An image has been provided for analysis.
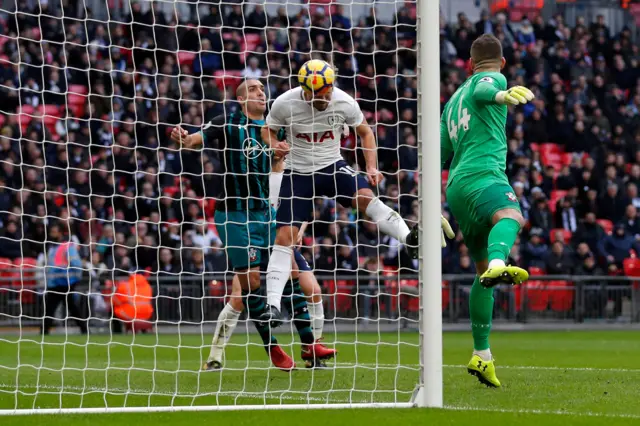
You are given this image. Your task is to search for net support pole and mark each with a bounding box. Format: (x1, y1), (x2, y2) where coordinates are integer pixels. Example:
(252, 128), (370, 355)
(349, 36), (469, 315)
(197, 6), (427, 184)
(416, 0), (443, 408)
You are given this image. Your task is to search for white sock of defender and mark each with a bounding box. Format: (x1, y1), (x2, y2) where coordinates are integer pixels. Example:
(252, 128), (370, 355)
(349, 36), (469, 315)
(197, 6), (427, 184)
(488, 259), (506, 269)
(473, 348), (492, 362)
(208, 303), (241, 363)
(365, 197), (411, 243)
(269, 172), (283, 208)
(307, 300), (325, 340)
(266, 245), (293, 311)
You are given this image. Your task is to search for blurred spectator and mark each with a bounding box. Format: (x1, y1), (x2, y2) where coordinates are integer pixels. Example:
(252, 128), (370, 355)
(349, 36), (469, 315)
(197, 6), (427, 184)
(2, 2), (640, 307)
(529, 197), (553, 233)
(523, 228), (549, 270)
(41, 224), (88, 335)
(599, 184), (628, 224)
(598, 224), (640, 273)
(572, 212), (605, 253)
(621, 205), (640, 239)
(574, 255), (606, 317)
(546, 241), (574, 275)
(0, 221), (23, 259)
(555, 195), (578, 232)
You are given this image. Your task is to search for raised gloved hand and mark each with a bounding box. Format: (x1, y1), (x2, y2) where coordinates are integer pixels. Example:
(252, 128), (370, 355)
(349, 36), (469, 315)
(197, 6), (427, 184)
(495, 86), (535, 106)
(441, 215), (455, 248)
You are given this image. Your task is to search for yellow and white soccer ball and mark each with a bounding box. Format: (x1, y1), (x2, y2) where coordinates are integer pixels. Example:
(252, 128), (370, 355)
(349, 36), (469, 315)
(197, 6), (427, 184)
(298, 59), (335, 94)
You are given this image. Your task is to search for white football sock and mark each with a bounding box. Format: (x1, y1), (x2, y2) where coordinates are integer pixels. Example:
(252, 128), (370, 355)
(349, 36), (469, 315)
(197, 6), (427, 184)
(208, 303), (242, 363)
(365, 197), (411, 243)
(473, 348), (492, 362)
(269, 172), (284, 209)
(266, 245), (293, 310)
(307, 300), (325, 341)
(488, 259), (506, 269)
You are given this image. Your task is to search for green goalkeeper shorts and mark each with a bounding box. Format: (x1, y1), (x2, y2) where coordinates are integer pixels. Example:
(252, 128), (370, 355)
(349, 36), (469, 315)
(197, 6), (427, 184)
(446, 179), (521, 262)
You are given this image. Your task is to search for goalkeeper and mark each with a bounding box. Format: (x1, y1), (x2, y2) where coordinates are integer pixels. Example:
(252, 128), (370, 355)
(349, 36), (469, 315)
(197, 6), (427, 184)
(440, 34), (533, 388)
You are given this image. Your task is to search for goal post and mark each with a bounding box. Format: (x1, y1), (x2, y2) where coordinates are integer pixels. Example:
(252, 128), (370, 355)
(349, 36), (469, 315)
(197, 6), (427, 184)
(416, 0), (444, 409)
(0, 0), (442, 414)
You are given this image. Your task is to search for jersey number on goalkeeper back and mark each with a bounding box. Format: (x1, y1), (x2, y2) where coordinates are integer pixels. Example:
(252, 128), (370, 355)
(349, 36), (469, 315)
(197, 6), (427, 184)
(440, 72), (509, 184)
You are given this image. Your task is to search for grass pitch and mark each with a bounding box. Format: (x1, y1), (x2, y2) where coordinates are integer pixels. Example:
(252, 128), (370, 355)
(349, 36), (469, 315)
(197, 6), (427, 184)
(0, 330), (639, 425)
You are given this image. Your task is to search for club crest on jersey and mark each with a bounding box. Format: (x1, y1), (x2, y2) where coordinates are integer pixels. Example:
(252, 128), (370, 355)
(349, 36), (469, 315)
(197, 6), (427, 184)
(248, 247), (258, 262)
(242, 137), (270, 160)
(506, 192), (517, 202)
(328, 116), (345, 127)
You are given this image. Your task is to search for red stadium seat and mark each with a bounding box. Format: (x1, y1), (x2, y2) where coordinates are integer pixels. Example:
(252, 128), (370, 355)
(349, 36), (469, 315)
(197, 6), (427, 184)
(541, 151), (563, 171)
(441, 170), (449, 187)
(14, 258), (38, 304)
(19, 105), (35, 115)
(597, 219), (613, 235)
(549, 228), (572, 244)
(37, 104), (62, 116)
(624, 258), (640, 277)
(336, 280), (353, 314)
(19, 113), (32, 133)
(244, 34), (261, 52)
(525, 280), (548, 312)
(549, 190), (568, 213)
(213, 70), (243, 92)
(561, 153), (574, 166)
(399, 279), (419, 312)
(528, 266), (545, 276)
(538, 143), (563, 155)
(177, 51), (196, 68)
(68, 84), (89, 95)
(67, 93), (88, 116)
(548, 280), (573, 312)
(442, 280), (450, 312)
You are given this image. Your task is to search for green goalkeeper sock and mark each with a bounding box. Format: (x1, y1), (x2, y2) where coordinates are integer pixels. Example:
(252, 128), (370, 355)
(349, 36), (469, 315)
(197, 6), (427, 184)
(282, 279), (315, 345)
(470, 275), (493, 351)
(242, 288), (277, 348)
(487, 218), (521, 264)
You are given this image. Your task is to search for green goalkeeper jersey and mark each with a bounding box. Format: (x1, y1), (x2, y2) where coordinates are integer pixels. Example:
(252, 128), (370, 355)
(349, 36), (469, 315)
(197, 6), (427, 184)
(440, 71), (509, 189)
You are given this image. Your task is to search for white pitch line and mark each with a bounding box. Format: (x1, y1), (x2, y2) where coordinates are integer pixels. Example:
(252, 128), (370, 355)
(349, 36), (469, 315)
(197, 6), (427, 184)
(5, 361), (640, 373)
(443, 364), (640, 373)
(445, 405), (640, 420)
(0, 383), (352, 403)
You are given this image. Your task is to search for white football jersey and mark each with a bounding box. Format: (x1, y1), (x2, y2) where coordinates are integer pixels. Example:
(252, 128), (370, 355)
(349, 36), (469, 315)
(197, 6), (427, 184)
(266, 87), (364, 172)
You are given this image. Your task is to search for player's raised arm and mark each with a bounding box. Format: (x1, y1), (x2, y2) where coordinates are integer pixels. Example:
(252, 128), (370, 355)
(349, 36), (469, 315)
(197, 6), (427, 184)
(473, 77), (535, 106)
(355, 119), (383, 186)
(263, 96), (290, 159)
(171, 115), (226, 149)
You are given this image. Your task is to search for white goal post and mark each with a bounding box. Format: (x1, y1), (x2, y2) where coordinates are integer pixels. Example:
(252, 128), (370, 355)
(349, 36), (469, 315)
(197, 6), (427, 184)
(0, 0), (442, 414)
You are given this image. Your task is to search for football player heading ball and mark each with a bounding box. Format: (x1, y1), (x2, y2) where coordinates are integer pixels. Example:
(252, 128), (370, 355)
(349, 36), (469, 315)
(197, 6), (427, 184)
(259, 59), (420, 327)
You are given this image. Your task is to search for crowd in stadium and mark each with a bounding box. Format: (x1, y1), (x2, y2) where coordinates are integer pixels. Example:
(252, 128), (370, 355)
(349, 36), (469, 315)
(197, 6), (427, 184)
(0, 1), (639, 287)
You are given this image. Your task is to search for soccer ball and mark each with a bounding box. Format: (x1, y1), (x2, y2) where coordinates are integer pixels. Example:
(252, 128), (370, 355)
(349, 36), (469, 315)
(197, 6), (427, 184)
(298, 59), (335, 94)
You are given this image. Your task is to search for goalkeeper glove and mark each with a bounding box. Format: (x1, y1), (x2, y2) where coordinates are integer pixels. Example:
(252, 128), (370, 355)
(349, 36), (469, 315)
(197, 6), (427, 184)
(495, 86), (535, 106)
(441, 215), (455, 248)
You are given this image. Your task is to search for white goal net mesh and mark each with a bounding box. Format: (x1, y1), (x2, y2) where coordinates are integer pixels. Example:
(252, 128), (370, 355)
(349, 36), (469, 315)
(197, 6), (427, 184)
(0, 0), (422, 411)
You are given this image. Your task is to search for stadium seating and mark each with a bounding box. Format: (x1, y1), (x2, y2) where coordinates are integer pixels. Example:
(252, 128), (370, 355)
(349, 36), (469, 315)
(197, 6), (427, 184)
(548, 280), (574, 312)
(597, 219), (614, 235)
(549, 190), (568, 213)
(550, 228), (572, 244)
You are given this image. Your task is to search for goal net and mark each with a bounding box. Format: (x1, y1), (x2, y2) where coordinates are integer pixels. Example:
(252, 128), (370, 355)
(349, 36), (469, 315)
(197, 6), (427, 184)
(0, 0), (438, 414)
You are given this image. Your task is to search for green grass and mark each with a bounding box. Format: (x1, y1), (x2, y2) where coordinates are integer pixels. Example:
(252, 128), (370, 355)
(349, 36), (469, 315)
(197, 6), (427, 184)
(1, 330), (639, 425)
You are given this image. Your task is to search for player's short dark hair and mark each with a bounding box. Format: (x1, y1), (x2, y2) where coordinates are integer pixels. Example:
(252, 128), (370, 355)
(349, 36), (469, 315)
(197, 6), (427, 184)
(470, 34), (503, 65)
